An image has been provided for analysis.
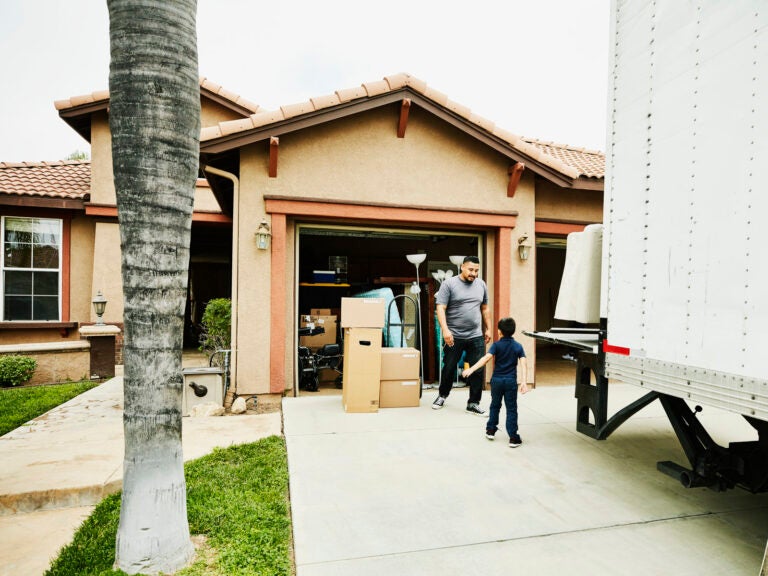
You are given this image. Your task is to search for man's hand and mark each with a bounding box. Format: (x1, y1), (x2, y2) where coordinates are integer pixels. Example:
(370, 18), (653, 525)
(443, 329), (454, 347)
(484, 328), (492, 344)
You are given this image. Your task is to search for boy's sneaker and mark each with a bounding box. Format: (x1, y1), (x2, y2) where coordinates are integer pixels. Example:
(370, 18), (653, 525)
(466, 403), (486, 416)
(485, 430), (496, 441)
(432, 396), (446, 410)
(509, 435), (522, 448)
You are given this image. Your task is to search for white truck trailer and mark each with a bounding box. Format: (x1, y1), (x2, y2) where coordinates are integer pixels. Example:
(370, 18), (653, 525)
(528, 0), (768, 495)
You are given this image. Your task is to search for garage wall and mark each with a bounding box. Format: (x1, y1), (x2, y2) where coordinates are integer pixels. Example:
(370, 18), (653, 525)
(234, 104), (537, 393)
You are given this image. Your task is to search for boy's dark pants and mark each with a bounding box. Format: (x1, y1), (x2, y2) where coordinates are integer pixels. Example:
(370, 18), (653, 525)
(487, 377), (519, 438)
(438, 336), (485, 404)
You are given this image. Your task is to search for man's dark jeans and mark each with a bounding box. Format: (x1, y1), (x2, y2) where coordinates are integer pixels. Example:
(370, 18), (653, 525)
(438, 336), (486, 404)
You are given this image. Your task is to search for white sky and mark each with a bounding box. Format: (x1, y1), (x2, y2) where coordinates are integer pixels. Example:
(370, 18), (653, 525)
(0, 0), (610, 163)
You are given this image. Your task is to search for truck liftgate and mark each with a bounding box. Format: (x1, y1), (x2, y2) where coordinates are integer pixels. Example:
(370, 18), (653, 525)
(525, 325), (768, 494)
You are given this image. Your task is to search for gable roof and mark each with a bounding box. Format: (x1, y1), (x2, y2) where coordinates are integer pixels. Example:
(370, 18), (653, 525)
(200, 73), (604, 189)
(55, 78), (261, 143)
(0, 161), (90, 201)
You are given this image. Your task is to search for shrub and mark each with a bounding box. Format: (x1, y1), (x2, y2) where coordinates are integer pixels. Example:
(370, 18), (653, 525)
(0, 355), (37, 387)
(199, 297), (231, 359)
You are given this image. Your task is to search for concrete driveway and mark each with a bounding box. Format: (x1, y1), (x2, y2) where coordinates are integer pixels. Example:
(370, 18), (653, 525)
(283, 385), (768, 576)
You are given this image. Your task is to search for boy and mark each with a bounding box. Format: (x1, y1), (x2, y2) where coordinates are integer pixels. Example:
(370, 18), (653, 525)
(462, 317), (529, 447)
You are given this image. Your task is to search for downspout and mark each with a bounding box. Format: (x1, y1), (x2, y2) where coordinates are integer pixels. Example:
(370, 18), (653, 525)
(202, 165), (239, 405)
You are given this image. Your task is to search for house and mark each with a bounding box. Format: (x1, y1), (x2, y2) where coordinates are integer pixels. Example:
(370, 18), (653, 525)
(0, 73), (604, 396)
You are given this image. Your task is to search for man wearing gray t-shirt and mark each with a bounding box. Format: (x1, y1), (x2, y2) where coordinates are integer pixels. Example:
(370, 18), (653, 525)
(432, 255), (492, 415)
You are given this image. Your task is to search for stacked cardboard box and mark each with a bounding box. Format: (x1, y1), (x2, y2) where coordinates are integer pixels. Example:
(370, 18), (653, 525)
(299, 313), (338, 349)
(380, 348), (421, 408)
(341, 297), (385, 413)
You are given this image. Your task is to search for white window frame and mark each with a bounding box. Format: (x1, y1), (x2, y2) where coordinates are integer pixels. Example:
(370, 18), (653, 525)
(1, 216), (63, 322)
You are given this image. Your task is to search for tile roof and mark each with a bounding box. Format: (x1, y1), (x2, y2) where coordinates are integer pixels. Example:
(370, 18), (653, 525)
(522, 138), (605, 179)
(54, 77), (261, 115)
(0, 161), (90, 199)
(200, 73), (605, 181)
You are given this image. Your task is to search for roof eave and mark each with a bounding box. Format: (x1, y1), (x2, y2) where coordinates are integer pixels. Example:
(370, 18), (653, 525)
(199, 88), (590, 188)
(57, 100), (109, 143)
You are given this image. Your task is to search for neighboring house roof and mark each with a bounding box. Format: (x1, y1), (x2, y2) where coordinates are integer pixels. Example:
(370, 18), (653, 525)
(0, 161), (90, 200)
(55, 77), (261, 142)
(199, 73), (605, 188)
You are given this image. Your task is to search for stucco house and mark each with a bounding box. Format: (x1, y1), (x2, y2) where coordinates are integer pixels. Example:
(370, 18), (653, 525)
(0, 73), (604, 396)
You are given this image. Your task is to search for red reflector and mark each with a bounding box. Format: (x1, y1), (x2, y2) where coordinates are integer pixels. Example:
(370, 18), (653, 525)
(603, 340), (630, 355)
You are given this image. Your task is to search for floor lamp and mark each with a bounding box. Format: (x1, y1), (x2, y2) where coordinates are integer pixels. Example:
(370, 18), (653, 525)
(449, 255), (464, 275)
(406, 254), (426, 387)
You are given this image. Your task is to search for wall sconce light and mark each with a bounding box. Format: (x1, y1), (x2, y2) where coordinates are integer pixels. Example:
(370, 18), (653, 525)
(92, 290), (107, 325)
(255, 219), (272, 250)
(518, 234), (532, 261)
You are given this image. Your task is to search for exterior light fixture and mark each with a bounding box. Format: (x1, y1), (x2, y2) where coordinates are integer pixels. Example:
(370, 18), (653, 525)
(92, 290), (107, 325)
(256, 219), (272, 250)
(518, 234), (532, 261)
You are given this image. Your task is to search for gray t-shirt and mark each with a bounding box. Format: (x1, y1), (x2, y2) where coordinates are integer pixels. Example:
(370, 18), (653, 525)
(435, 275), (488, 338)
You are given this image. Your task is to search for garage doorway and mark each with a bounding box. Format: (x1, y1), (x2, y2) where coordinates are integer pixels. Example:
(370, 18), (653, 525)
(296, 224), (483, 393)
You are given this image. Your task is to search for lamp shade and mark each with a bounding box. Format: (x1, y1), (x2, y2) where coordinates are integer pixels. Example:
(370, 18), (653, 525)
(406, 253), (427, 265)
(449, 255), (464, 266)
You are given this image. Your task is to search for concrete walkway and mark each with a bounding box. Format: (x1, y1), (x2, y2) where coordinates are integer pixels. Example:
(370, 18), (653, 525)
(0, 377), (281, 575)
(2, 376), (768, 575)
(283, 386), (768, 576)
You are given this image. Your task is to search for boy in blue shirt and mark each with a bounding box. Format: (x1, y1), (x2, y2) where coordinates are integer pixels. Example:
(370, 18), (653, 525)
(462, 317), (529, 447)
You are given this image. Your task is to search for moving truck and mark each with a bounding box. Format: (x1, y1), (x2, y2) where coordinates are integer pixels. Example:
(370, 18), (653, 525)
(529, 0), (768, 498)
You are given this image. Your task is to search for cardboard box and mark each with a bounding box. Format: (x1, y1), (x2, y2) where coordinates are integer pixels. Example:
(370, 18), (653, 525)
(299, 315), (337, 348)
(380, 348), (420, 380)
(342, 327), (382, 412)
(341, 297), (386, 328)
(311, 308), (332, 316)
(379, 379), (420, 408)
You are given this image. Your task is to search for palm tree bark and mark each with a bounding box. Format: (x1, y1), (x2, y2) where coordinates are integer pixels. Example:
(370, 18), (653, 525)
(107, 0), (199, 572)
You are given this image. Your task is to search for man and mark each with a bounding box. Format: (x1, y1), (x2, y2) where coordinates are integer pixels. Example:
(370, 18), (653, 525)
(432, 255), (492, 415)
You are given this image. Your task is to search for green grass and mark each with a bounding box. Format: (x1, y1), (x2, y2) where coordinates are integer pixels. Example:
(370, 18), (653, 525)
(0, 381), (99, 436)
(46, 436), (293, 576)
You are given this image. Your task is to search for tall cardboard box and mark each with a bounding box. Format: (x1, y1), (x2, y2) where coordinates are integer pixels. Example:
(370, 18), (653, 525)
(341, 297), (386, 328)
(380, 348), (420, 380)
(380, 380), (420, 408)
(342, 327), (382, 412)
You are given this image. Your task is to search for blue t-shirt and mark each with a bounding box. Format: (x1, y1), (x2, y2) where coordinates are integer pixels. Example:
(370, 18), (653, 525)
(488, 337), (526, 380)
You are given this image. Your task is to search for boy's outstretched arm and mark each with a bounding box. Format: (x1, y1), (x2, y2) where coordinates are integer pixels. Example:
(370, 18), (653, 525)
(518, 357), (530, 394)
(462, 353), (493, 378)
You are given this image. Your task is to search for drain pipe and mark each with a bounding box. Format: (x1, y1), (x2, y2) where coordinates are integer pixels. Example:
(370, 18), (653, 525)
(203, 164), (239, 407)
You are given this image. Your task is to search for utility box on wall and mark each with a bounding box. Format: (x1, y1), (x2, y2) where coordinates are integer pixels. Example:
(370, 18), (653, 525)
(181, 366), (224, 416)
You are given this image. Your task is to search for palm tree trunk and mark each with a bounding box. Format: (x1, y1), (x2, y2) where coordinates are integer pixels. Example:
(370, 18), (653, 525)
(107, 0), (199, 572)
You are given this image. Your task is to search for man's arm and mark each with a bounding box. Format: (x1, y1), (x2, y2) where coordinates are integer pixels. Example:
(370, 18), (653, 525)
(436, 304), (453, 347)
(480, 303), (492, 343)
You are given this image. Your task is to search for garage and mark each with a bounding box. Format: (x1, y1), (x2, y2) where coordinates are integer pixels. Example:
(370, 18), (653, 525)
(295, 224), (483, 393)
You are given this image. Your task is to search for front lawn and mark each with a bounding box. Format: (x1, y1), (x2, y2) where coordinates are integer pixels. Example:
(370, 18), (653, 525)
(0, 381), (99, 436)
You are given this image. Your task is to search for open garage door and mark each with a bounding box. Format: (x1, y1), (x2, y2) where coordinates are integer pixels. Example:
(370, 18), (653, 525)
(295, 224), (482, 393)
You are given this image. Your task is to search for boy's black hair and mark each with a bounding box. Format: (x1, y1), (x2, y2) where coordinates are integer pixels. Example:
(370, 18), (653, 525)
(463, 255), (480, 264)
(497, 317), (516, 337)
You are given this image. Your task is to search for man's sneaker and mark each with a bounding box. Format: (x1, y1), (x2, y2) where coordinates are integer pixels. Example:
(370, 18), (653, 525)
(466, 403), (486, 416)
(432, 396), (446, 410)
(485, 430), (496, 441)
(509, 435), (522, 448)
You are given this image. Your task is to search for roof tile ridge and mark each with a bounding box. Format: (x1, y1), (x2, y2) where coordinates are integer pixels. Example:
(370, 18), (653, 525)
(200, 76), (261, 113)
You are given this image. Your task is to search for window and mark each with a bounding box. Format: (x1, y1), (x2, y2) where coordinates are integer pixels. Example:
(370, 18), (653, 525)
(1, 216), (62, 321)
